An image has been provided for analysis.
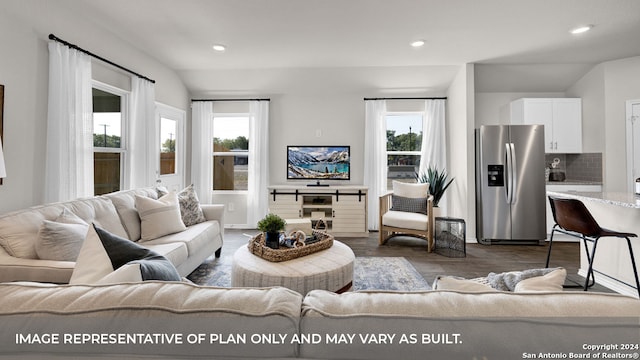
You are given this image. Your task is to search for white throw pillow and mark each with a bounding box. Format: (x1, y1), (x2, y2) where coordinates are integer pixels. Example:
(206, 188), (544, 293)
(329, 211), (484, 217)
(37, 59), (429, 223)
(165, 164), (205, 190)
(70, 224), (181, 284)
(95, 264), (143, 284)
(135, 192), (187, 241)
(157, 184), (206, 226)
(35, 209), (89, 261)
(514, 268), (567, 292)
(392, 180), (429, 198)
(70, 225), (119, 284)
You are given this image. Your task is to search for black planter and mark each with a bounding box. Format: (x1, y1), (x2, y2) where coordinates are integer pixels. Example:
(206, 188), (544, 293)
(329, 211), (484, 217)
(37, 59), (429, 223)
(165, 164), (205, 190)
(265, 232), (280, 249)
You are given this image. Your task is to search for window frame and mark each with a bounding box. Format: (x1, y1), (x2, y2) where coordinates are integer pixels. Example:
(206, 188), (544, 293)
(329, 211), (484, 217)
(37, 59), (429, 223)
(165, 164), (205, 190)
(385, 110), (424, 189)
(91, 80), (129, 195)
(211, 112), (250, 194)
(156, 103), (186, 181)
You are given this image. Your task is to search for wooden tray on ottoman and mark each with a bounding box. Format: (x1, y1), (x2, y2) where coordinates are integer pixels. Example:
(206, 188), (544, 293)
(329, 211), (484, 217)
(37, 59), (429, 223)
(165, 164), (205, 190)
(248, 230), (334, 262)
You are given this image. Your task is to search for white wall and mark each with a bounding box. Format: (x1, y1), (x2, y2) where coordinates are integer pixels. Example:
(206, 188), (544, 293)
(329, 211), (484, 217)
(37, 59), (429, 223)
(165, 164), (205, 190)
(188, 66), (458, 226)
(446, 64), (476, 240)
(564, 56), (640, 192)
(0, 1), (189, 213)
(602, 56), (640, 191)
(566, 64), (606, 154)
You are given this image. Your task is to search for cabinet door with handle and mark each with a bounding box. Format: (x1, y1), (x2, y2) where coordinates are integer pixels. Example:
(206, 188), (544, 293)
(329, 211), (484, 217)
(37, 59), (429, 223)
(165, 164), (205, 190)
(552, 99), (582, 153)
(522, 99), (555, 152)
(331, 195), (367, 234)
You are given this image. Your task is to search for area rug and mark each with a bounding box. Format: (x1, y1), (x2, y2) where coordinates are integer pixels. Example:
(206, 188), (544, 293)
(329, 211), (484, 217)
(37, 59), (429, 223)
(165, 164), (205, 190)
(187, 256), (431, 291)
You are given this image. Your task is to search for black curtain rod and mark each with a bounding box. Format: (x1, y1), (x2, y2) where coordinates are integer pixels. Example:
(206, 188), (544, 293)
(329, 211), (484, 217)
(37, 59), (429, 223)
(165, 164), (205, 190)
(191, 98), (270, 102)
(48, 34), (156, 84)
(364, 97), (447, 100)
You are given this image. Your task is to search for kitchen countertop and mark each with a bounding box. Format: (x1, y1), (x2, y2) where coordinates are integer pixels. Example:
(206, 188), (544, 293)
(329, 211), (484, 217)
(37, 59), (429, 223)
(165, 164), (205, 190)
(545, 180), (602, 186)
(547, 190), (640, 209)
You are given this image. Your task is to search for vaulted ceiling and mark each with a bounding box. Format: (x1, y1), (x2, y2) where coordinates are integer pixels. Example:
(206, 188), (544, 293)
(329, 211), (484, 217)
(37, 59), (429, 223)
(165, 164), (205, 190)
(37, 0), (640, 92)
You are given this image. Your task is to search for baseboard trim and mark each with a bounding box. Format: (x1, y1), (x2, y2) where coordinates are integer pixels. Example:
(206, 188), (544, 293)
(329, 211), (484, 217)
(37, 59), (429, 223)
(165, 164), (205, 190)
(577, 269), (639, 298)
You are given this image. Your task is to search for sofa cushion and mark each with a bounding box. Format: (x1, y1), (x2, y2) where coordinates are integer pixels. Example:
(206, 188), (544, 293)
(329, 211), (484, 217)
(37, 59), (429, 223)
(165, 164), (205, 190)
(63, 197), (128, 238)
(382, 210), (428, 231)
(136, 192), (187, 241)
(70, 225), (181, 284)
(0, 282), (302, 359)
(143, 220), (219, 256)
(143, 241), (189, 267)
(392, 180), (429, 198)
(157, 184), (206, 226)
(432, 276), (497, 292)
(301, 289), (640, 318)
(105, 188), (158, 241)
(0, 197), (125, 259)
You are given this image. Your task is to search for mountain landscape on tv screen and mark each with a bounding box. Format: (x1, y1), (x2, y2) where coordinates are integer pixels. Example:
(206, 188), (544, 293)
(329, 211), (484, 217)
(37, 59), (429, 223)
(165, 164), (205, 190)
(288, 147), (350, 180)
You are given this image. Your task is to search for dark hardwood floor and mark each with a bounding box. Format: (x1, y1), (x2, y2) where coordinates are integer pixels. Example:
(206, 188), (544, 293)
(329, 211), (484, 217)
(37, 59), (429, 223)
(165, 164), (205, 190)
(217, 229), (612, 293)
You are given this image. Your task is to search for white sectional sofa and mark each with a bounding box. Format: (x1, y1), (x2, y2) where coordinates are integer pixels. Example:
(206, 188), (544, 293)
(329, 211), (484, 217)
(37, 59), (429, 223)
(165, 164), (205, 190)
(0, 281), (638, 359)
(0, 188), (224, 283)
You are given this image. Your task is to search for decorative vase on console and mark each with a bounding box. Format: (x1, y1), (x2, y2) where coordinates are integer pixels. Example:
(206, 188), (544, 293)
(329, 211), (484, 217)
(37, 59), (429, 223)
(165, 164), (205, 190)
(416, 165), (455, 218)
(257, 213), (287, 249)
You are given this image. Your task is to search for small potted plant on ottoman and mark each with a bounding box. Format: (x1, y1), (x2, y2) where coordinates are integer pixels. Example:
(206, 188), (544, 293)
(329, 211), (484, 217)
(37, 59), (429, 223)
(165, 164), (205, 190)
(257, 213), (286, 249)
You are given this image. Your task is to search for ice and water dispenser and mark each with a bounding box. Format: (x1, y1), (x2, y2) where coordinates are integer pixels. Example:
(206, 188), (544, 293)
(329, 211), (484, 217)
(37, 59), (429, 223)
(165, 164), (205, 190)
(487, 165), (504, 187)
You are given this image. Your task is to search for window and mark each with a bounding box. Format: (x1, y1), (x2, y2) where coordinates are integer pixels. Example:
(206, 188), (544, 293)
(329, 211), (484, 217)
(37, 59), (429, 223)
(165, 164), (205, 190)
(92, 85), (127, 195)
(156, 103), (186, 192)
(159, 117), (177, 175)
(212, 114), (249, 191)
(385, 113), (423, 189)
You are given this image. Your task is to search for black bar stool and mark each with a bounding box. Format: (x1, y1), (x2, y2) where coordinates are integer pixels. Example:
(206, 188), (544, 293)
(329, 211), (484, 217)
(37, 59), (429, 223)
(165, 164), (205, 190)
(546, 196), (640, 297)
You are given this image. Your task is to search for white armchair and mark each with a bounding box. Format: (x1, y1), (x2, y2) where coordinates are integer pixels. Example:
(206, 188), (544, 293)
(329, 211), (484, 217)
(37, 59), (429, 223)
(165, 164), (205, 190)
(379, 181), (434, 252)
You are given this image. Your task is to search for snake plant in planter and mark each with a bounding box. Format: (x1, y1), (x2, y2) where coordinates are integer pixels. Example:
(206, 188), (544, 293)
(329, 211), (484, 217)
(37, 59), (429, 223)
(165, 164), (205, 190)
(417, 166), (454, 208)
(257, 213), (286, 249)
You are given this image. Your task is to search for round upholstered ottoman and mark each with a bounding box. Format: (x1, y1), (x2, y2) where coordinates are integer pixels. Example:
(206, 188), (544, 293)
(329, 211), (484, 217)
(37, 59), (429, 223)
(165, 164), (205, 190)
(231, 240), (355, 295)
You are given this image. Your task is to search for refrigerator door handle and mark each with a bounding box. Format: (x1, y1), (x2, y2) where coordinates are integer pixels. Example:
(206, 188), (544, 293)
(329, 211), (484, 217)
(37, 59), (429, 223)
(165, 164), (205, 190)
(509, 143), (517, 204)
(504, 143), (513, 204)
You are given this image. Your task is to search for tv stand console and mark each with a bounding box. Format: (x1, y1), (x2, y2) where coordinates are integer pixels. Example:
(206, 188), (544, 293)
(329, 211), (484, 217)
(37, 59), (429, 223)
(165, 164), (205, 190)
(268, 185), (368, 237)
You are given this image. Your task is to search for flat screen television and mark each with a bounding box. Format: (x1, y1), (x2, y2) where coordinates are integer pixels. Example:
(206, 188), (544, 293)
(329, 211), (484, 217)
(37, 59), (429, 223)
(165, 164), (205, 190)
(287, 146), (350, 182)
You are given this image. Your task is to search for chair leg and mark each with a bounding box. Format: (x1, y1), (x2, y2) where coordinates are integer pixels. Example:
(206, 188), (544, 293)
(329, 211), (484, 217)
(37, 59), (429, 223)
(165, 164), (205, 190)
(581, 236), (596, 288)
(545, 227), (557, 268)
(584, 237), (600, 291)
(624, 237), (640, 298)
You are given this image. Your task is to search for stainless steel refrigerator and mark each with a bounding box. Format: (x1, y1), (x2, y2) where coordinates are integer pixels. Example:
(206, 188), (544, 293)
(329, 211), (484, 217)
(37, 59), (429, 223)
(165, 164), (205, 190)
(475, 125), (546, 245)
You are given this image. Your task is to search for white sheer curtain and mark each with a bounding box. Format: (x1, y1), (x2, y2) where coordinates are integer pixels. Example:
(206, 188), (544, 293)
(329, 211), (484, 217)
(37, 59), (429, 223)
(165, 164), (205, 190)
(45, 41), (93, 203)
(364, 100), (387, 231)
(246, 101), (270, 226)
(190, 101), (214, 203)
(128, 77), (156, 189)
(419, 99), (446, 174)
(419, 99), (447, 208)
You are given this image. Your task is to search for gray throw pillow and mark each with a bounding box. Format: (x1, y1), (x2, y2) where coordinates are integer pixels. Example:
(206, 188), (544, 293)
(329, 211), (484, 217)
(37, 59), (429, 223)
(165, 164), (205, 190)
(36, 221), (87, 261)
(391, 195), (428, 215)
(70, 224), (181, 284)
(93, 225), (181, 281)
(35, 209), (89, 261)
(157, 184), (206, 226)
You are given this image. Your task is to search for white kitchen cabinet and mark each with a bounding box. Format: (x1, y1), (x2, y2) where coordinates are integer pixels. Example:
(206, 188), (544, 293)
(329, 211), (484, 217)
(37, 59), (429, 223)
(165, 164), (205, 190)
(511, 98), (582, 153)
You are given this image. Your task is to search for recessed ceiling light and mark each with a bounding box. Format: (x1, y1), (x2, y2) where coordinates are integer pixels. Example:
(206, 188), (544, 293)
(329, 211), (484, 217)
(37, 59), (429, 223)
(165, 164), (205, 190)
(410, 40), (425, 48)
(570, 25), (593, 34)
(212, 44), (226, 52)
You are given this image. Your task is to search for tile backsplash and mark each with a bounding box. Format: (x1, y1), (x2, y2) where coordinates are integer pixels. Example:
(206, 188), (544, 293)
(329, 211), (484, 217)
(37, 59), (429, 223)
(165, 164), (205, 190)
(545, 153), (602, 182)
